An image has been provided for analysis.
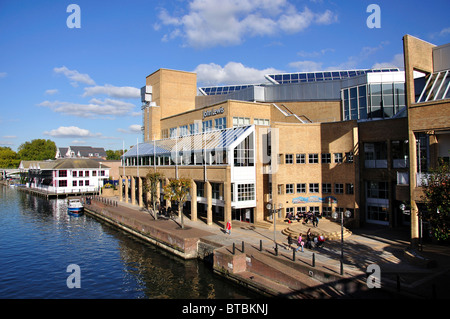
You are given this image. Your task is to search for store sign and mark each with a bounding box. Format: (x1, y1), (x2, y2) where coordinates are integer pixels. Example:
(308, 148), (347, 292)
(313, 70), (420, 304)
(202, 107), (224, 119)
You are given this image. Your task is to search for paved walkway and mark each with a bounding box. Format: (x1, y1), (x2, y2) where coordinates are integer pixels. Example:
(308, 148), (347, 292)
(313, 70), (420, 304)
(91, 197), (450, 298)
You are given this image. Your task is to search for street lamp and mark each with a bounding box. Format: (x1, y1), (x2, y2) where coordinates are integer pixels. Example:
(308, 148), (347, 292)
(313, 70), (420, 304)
(266, 202), (283, 245)
(332, 209), (351, 275)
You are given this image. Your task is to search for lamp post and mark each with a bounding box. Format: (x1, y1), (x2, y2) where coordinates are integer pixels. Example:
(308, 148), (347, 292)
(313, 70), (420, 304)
(266, 202), (283, 245)
(332, 209), (351, 275)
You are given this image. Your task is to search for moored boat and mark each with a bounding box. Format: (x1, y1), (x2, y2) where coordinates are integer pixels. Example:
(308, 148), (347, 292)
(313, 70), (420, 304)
(67, 198), (84, 216)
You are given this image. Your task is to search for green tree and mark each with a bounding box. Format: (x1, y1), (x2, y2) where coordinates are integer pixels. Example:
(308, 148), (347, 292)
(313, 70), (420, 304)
(0, 147), (20, 168)
(144, 172), (164, 220)
(18, 139), (56, 161)
(106, 149), (126, 160)
(421, 162), (450, 242)
(163, 178), (191, 229)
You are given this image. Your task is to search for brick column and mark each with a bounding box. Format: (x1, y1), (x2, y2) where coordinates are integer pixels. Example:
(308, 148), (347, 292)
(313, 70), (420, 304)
(138, 177), (143, 208)
(190, 179), (197, 221)
(224, 181), (232, 228)
(124, 176), (129, 204)
(205, 181), (212, 225)
(131, 176), (136, 205)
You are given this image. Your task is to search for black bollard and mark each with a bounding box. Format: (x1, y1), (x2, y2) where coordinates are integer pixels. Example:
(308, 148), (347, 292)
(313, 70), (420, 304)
(242, 241), (245, 253)
(232, 243), (235, 255)
(275, 243), (278, 256)
(312, 253), (315, 267)
(259, 240), (262, 252)
(293, 249), (296, 261)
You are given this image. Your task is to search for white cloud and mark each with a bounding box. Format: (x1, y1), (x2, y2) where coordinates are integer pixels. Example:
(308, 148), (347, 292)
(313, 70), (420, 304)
(117, 124), (142, 134)
(296, 48), (334, 58)
(83, 84), (140, 99)
(440, 27), (450, 37)
(288, 60), (323, 72)
(54, 66), (96, 86)
(43, 126), (101, 138)
(158, 0), (338, 48)
(194, 61), (282, 85)
(45, 89), (59, 95)
(372, 53), (404, 69)
(38, 98), (136, 118)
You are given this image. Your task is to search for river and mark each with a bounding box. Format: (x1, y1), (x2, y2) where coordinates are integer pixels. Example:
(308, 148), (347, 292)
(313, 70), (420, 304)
(0, 186), (260, 299)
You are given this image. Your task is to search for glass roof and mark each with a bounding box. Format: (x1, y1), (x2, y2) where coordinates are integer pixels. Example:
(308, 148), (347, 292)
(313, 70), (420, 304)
(198, 68), (400, 95)
(266, 68), (400, 84)
(417, 70), (450, 103)
(199, 84), (256, 96)
(123, 125), (253, 158)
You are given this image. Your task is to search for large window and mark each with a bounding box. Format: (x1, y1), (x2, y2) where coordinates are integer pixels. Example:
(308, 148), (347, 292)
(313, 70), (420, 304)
(364, 142), (387, 168)
(233, 133), (254, 166)
(233, 117), (250, 127)
(215, 117), (226, 130)
(202, 120), (212, 132)
(392, 140), (409, 168)
(179, 125), (189, 137)
(237, 184), (255, 201)
(254, 118), (270, 126)
(190, 123), (199, 135)
(367, 181), (388, 199)
(367, 205), (388, 223)
(342, 82), (405, 120)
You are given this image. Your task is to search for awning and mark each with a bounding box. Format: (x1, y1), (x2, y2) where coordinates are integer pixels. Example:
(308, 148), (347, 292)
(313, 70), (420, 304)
(123, 125), (254, 158)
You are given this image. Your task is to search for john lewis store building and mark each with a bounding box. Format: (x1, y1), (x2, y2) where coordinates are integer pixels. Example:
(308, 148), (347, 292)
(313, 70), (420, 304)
(121, 67), (408, 227)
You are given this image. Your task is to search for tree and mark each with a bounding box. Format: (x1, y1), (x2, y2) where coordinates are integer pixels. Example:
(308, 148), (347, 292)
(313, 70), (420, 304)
(18, 139), (56, 160)
(163, 178), (191, 229)
(0, 147), (20, 168)
(144, 172), (164, 220)
(421, 162), (450, 242)
(106, 149), (126, 160)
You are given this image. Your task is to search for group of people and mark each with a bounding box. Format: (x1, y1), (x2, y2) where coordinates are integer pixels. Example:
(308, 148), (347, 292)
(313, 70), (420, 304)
(285, 210), (321, 227)
(287, 228), (325, 252)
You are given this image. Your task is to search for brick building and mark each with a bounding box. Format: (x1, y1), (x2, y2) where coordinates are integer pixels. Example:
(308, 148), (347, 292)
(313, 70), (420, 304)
(120, 63), (412, 231)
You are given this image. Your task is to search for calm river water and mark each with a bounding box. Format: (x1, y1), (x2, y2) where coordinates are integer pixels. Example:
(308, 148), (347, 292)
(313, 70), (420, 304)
(0, 186), (259, 299)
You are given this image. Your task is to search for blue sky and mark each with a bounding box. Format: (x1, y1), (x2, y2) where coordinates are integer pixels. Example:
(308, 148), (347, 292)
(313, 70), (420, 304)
(1, 0), (450, 152)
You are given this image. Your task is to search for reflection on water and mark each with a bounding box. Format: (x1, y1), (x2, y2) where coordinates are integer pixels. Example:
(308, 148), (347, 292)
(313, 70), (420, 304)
(0, 186), (259, 299)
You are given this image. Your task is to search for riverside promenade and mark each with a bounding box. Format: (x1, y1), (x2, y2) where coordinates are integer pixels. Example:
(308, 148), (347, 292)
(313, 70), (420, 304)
(84, 196), (450, 299)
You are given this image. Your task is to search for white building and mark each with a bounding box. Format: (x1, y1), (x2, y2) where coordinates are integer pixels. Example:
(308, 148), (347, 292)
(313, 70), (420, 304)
(19, 158), (110, 195)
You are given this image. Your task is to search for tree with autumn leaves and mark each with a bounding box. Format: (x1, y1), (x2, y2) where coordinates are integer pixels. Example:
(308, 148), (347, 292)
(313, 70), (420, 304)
(421, 162), (450, 242)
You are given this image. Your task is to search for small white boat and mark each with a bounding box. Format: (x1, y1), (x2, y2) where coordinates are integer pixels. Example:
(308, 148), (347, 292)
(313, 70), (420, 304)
(67, 198), (84, 216)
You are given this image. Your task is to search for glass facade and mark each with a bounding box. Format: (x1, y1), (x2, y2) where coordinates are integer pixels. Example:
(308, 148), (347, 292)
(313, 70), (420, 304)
(342, 82), (405, 120)
(417, 70), (450, 103)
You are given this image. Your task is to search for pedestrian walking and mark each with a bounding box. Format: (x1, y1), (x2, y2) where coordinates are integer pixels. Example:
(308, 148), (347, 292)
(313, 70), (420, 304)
(295, 233), (304, 252)
(305, 228), (312, 249)
(226, 220), (232, 235)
